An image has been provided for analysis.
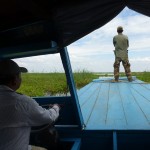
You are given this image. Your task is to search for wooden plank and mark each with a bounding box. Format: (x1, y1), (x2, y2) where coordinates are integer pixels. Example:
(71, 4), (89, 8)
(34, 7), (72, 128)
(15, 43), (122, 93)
(130, 83), (150, 102)
(130, 87), (150, 123)
(133, 79), (144, 83)
(106, 83), (127, 129)
(138, 83), (150, 91)
(78, 82), (94, 97)
(144, 84), (150, 90)
(118, 83), (149, 129)
(78, 82), (100, 106)
(78, 83), (102, 125)
(86, 83), (110, 129)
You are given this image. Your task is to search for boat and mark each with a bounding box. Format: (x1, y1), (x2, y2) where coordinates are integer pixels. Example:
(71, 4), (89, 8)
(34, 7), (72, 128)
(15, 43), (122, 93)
(0, 1), (150, 149)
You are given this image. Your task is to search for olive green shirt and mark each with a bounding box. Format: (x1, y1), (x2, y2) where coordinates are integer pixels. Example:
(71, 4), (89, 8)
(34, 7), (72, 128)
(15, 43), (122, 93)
(113, 33), (129, 60)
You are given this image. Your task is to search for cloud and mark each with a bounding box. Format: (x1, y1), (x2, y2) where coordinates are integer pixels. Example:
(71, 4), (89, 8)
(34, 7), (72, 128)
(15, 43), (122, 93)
(14, 54), (64, 72)
(14, 7), (150, 72)
(130, 57), (150, 62)
(67, 7), (150, 72)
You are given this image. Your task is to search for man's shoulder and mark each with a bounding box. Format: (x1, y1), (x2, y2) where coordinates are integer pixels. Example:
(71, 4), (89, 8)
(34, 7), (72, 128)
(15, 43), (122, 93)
(113, 35), (118, 38)
(122, 34), (128, 37)
(15, 91), (33, 102)
(15, 92), (36, 110)
(115, 34), (128, 39)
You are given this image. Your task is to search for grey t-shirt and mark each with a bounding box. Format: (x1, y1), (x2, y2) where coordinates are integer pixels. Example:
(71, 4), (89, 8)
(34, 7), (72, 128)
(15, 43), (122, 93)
(0, 85), (59, 150)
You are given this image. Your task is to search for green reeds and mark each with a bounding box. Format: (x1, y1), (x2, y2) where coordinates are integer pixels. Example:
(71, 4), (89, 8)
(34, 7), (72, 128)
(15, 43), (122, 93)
(18, 71), (150, 97)
(18, 71), (99, 97)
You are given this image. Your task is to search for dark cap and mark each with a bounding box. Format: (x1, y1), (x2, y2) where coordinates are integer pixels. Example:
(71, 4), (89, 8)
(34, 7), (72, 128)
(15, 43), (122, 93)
(0, 59), (28, 76)
(117, 26), (123, 31)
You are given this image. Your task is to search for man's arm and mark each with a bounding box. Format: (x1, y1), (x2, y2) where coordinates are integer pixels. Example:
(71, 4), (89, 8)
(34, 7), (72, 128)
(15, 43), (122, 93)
(127, 38), (129, 48)
(25, 97), (60, 126)
(113, 37), (116, 47)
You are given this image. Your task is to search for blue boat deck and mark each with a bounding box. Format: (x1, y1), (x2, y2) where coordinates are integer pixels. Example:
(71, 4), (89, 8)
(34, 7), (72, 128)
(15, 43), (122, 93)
(77, 77), (150, 130)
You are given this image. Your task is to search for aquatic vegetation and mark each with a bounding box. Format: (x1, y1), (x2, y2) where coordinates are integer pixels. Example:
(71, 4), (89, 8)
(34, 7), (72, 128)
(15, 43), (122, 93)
(18, 72), (150, 97)
(18, 71), (99, 97)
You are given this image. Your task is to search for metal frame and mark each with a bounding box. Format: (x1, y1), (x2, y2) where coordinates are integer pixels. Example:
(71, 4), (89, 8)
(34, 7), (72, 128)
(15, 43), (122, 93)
(60, 47), (85, 129)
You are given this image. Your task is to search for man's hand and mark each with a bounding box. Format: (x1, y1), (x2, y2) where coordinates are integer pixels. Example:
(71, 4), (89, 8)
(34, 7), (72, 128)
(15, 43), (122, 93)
(49, 104), (61, 110)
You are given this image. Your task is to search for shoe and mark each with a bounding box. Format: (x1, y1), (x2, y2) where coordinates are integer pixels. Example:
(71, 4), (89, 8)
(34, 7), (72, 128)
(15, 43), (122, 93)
(111, 79), (119, 82)
(128, 78), (132, 82)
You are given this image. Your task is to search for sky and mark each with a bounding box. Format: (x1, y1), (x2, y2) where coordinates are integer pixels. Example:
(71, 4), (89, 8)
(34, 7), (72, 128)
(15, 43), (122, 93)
(14, 7), (150, 73)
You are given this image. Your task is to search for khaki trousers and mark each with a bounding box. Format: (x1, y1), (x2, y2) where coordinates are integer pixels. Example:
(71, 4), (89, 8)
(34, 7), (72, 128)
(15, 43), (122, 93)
(113, 57), (132, 81)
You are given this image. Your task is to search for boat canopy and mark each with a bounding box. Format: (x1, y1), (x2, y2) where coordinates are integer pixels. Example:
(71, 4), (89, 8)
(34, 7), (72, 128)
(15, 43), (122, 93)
(0, 0), (150, 58)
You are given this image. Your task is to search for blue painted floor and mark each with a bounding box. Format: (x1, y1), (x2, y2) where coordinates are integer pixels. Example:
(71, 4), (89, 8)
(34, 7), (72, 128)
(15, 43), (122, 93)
(77, 76), (150, 130)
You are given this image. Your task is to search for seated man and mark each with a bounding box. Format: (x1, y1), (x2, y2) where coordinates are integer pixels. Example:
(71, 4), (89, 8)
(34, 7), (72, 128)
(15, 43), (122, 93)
(0, 59), (60, 150)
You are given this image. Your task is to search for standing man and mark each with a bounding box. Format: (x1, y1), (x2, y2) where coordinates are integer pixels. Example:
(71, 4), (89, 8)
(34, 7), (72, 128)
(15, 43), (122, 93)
(113, 26), (132, 82)
(0, 59), (60, 150)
